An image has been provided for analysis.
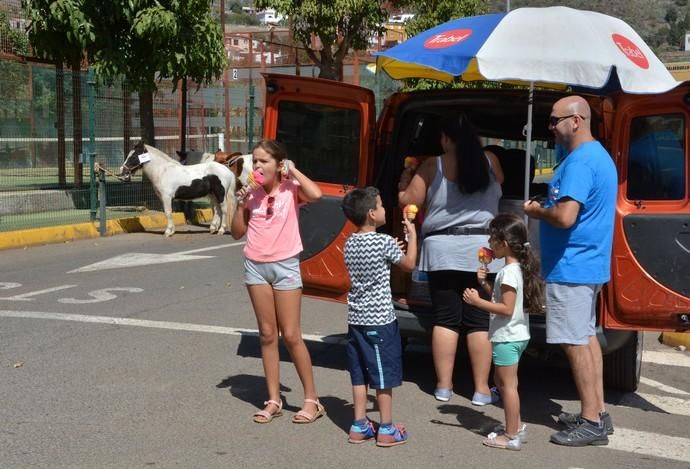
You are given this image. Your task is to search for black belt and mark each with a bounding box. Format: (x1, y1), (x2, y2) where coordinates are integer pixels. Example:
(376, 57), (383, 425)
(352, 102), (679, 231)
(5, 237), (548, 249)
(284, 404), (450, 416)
(425, 226), (489, 237)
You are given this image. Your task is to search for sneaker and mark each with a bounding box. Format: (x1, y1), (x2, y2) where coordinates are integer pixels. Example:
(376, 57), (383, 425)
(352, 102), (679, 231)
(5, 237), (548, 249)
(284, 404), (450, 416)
(494, 423), (528, 444)
(550, 419), (609, 447)
(434, 388), (453, 402)
(348, 419), (377, 444)
(471, 387), (500, 406)
(376, 423), (409, 447)
(558, 411), (614, 435)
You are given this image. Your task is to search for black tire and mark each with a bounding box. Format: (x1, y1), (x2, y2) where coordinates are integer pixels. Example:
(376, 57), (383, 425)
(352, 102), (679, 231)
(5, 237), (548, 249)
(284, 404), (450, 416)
(603, 331), (643, 392)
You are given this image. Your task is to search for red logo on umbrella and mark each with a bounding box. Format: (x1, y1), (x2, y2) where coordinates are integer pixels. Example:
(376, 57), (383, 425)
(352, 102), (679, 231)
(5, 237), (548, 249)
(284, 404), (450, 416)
(612, 33), (649, 69)
(424, 29), (473, 49)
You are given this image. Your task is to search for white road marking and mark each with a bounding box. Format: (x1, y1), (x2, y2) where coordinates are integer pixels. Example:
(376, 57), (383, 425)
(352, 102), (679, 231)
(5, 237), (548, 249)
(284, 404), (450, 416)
(67, 241), (246, 273)
(58, 287), (144, 304)
(642, 350), (690, 368)
(176, 241), (245, 255)
(640, 376), (690, 396)
(0, 285), (76, 301)
(608, 427), (690, 464)
(68, 253), (214, 273)
(619, 392), (690, 417)
(0, 282), (22, 290)
(2, 308), (689, 464)
(0, 309), (346, 344)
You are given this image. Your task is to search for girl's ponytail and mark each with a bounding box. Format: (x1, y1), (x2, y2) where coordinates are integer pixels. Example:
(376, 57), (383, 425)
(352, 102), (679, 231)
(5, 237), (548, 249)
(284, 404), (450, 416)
(515, 242), (545, 314)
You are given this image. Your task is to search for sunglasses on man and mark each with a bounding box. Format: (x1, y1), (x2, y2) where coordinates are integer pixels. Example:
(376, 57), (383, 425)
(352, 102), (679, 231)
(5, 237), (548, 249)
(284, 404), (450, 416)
(549, 113), (585, 127)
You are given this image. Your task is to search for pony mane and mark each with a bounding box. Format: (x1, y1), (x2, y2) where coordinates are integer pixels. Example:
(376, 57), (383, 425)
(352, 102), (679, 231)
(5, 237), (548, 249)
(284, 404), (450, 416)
(144, 144), (181, 165)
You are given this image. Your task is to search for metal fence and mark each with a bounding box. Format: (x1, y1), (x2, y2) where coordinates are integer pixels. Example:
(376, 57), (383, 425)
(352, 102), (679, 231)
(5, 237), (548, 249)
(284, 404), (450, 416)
(0, 0), (409, 233)
(0, 54), (400, 233)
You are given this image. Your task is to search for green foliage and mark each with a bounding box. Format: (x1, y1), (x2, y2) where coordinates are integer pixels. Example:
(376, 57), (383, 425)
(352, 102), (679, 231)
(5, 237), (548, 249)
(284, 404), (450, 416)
(0, 8), (31, 119)
(88, 0), (227, 93)
(24, 0), (93, 62)
(25, 0), (227, 93)
(392, 0), (486, 91)
(0, 8), (30, 55)
(397, 0), (488, 37)
(255, 0), (388, 79)
(226, 12), (260, 25)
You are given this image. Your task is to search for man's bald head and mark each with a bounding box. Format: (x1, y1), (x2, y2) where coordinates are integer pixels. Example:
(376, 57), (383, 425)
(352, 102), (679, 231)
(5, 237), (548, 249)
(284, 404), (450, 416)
(555, 95), (591, 121)
(551, 95), (594, 150)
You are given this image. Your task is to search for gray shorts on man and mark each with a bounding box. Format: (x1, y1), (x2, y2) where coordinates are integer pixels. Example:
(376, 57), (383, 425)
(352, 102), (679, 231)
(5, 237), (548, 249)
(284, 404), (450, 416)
(545, 283), (602, 345)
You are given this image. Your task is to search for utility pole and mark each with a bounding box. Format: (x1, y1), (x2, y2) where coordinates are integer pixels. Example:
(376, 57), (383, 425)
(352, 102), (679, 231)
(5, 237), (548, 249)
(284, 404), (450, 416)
(221, 0), (230, 151)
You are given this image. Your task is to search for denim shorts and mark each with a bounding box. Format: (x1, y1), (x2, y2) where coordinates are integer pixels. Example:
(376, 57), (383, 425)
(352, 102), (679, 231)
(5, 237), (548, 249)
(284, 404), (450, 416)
(546, 282), (601, 345)
(346, 321), (402, 390)
(492, 340), (529, 366)
(243, 256), (302, 290)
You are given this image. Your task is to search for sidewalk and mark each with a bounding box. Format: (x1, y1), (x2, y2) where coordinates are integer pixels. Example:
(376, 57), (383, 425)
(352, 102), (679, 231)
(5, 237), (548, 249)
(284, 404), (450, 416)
(0, 208), (215, 251)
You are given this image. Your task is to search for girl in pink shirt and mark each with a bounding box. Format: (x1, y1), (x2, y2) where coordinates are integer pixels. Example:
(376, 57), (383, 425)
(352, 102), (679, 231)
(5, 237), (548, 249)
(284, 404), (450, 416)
(231, 140), (324, 424)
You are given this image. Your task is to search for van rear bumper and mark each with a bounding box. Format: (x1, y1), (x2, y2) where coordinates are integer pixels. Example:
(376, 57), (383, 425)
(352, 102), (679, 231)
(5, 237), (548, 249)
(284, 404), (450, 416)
(394, 305), (636, 354)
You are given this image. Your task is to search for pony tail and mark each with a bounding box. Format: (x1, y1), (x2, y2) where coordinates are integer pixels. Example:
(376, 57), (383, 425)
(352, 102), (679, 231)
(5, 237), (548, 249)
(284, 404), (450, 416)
(517, 244), (545, 314)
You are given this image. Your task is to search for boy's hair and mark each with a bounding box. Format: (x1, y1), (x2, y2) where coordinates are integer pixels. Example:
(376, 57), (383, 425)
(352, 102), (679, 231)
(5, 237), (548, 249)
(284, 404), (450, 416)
(342, 186), (380, 227)
(489, 213), (545, 314)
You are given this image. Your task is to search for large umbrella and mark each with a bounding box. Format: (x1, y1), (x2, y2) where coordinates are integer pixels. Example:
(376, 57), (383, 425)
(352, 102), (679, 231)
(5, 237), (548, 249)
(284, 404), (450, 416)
(375, 6), (680, 201)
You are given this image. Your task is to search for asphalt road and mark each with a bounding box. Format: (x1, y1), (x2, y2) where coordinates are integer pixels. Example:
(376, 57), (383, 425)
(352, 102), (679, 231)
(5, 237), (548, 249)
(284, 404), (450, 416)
(1, 226), (689, 468)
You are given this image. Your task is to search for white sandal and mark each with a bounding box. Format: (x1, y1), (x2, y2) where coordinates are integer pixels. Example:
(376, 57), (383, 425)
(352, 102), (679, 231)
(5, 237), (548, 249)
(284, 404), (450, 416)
(252, 399), (283, 424)
(291, 398), (326, 424)
(482, 431), (522, 451)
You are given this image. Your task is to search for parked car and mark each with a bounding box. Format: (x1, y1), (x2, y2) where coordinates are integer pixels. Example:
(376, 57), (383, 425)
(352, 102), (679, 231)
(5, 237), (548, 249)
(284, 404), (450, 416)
(259, 73), (690, 392)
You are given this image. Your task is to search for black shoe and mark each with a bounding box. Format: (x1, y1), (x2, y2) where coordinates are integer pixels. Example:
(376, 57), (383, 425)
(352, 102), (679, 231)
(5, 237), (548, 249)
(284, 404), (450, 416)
(558, 411), (614, 435)
(550, 419), (609, 447)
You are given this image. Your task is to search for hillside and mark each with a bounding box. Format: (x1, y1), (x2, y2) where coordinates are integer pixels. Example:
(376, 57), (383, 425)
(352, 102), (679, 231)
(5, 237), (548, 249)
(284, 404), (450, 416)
(488, 0), (690, 55)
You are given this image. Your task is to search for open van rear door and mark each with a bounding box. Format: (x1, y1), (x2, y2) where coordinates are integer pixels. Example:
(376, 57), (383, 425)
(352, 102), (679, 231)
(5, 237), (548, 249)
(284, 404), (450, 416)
(604, 87), (690, 332)
(261, 73), (376, 301)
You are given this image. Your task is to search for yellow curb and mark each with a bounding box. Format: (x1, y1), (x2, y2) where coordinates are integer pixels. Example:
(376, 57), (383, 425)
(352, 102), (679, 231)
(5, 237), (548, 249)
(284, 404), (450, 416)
(660, 332), (690, 349)
(192, 208), (214, 224)
(0, 210), (195, 251)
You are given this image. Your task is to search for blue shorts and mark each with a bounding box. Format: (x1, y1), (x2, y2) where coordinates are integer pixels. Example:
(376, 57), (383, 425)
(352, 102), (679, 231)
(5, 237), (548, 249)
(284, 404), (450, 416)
(346, 322), (402, 390)
(243, 256), (302, 290)
(492, 340), (529, 366)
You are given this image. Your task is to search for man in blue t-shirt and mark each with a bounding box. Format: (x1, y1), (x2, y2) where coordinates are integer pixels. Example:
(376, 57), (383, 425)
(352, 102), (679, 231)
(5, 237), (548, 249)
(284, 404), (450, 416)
(524, 96), (617, 447)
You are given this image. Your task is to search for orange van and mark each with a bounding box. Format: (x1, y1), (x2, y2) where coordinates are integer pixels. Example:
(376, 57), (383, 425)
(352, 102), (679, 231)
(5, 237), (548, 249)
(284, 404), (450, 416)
(260, 73), (689, 391)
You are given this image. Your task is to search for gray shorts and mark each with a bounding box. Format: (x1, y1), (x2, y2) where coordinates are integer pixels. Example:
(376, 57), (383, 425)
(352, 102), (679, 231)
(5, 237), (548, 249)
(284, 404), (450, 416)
(244, 256), (303, 290)
(545, 282), (602, 345)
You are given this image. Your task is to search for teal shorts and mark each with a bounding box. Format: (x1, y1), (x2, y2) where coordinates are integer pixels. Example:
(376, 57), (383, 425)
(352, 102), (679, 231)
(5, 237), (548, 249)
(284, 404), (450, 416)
(492, 340), (529, 366)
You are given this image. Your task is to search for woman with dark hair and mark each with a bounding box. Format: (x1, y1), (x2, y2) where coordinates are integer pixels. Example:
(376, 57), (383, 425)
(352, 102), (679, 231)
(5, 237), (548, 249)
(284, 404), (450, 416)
(398, 113), (503, 404)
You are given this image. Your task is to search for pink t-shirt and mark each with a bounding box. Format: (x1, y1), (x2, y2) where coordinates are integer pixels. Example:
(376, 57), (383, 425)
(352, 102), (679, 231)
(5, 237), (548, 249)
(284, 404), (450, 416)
(243, 178), (303, 262)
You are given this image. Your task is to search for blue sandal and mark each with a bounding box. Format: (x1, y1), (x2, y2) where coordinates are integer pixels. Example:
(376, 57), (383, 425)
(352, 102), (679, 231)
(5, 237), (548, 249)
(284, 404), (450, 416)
(348, 419), (377, 444)
(376, 423), (408, 447)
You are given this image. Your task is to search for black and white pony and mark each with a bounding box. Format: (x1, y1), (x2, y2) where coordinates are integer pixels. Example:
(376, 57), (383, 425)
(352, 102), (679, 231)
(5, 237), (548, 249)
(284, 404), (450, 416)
(119, 142), (236, 238)
(176, 149), (253, 188)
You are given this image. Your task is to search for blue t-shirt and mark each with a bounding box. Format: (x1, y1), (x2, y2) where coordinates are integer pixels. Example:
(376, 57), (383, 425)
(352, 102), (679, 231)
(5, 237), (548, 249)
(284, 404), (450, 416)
(540, 140), (617, 283)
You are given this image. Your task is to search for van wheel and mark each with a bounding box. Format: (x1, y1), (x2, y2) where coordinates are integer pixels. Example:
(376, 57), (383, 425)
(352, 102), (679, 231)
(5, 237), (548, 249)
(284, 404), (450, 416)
(603, 331), (643, 392)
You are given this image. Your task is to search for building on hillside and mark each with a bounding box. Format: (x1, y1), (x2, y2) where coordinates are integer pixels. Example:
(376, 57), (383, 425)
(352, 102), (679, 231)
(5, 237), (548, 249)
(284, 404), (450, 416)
(256, 9), (284, 25)
(224, 25), (290, 66)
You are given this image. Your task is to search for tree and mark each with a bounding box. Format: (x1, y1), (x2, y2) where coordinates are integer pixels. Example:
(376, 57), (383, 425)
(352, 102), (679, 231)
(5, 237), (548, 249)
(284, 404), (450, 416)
(26, 1), (227, 146)
(397, 0), (487, 37)
(87, 1), (227, 145)
(25, 0), (92, 185)
(255, 0), (388, 80)
(666, 7), (678, 24)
